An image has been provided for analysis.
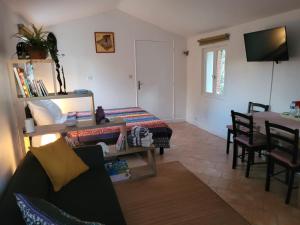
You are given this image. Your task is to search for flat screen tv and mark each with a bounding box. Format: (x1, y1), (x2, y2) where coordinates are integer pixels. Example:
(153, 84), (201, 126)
(244, 26), (289, 62)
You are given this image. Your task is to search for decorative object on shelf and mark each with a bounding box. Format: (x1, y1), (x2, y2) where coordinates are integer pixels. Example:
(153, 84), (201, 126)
(47, 32), (67, 95)
(94, 32), (115, 53)
(96, 106), (105, 124)
(16, 42), (29, 59)
(14, 24), (49, 59)
(24, 118), (35, 133)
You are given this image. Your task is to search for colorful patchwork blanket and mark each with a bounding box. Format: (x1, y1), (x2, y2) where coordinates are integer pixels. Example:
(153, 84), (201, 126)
(67, 107), (172, 148)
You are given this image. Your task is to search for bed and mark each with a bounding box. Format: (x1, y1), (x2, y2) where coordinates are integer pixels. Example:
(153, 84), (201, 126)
(67, 107), (172, 154)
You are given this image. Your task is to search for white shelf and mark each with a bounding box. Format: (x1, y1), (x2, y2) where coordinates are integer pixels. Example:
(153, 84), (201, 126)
(10, 59), (54, 64)
(18, 91), (94, 101)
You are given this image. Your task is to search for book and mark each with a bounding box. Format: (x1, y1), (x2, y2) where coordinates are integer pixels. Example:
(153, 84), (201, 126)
(40, 80), (48, 96)
(13, 67), (25, 97)
(116, 133), (126, 151)
(17, 68), (30, 97)
(105, 160), (129, 176)
(110, 172), (131, 182)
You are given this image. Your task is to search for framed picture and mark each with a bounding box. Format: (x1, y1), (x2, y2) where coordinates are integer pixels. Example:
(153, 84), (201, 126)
(94, 32), (115, 53)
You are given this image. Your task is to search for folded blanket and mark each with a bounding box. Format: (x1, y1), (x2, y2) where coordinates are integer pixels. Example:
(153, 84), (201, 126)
(128, 126), (153, 147)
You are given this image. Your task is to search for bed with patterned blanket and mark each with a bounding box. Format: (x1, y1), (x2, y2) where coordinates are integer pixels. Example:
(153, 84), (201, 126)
(67, 107), (172, 154)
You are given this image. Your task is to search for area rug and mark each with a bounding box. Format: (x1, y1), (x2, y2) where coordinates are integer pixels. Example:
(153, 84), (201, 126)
(114, 161), (250, 225)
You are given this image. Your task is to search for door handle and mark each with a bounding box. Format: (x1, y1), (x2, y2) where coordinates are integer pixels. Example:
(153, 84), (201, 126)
(138, 81), (143, 90)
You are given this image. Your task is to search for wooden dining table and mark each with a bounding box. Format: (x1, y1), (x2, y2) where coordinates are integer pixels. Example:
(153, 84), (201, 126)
(252, 111), (300, 205)
(253, 111), (300, 135)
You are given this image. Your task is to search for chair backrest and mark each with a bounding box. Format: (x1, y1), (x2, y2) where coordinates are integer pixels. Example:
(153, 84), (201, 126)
(248, 102), (269, 113)
(231, 110), (254, 145)
(265, 121), (299, 164)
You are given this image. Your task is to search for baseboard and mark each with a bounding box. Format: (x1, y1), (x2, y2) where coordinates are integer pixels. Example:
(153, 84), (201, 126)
(166, 118), (186, 123)
(186, 119), (226, 140)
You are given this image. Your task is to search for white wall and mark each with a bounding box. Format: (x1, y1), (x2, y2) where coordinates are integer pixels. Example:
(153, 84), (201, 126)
(187, 9), (300, 139)
(48, 10), (187, 120)
(0, 1), (24, 194)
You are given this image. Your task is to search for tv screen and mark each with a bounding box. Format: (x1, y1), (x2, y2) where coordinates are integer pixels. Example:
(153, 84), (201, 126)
(244, 26), (289, 62)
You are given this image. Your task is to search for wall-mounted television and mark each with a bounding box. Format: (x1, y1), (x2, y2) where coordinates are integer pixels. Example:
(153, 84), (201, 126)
(244, 26), (289, 62)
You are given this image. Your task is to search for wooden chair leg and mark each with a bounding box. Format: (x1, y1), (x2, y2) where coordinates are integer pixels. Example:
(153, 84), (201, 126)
(226, 129), (231, 154)
(285, 169), (290, 184)
(232, 140), (238, 169)
(258, 150), (262, 158)
(265, 156), (272, 192)
(159, 147), (164, 155)
(286, 170), (295, 204)
(241, 147), (245, 162)
(245, 150), (253, 178)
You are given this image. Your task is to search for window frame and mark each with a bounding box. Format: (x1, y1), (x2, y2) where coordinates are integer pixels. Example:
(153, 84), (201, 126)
(202, 45), (227, 98)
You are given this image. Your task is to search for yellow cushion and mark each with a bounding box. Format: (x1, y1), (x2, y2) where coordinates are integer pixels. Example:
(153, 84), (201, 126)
(30, 137), (89, 192)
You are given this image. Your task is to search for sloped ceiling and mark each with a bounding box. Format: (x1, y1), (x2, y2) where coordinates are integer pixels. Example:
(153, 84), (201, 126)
(4, 0), (300, 37)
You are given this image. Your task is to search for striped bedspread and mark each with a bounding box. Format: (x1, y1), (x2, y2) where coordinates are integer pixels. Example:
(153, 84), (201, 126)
(67, 107), (172, 148)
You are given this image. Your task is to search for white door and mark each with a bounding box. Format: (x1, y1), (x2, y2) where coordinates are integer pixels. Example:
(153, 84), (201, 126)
(135, 40), (173, 120)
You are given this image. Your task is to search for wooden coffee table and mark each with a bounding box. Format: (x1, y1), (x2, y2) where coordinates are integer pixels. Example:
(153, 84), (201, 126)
(104, 145), (157, 181)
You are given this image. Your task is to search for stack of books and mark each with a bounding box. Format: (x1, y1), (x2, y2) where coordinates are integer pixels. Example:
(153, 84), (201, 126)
(13, 66), (48, 98)
(104, 160), (131, 182)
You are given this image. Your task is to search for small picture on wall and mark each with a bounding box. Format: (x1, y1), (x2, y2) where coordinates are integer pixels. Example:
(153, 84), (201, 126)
(94, 32), (115, 53)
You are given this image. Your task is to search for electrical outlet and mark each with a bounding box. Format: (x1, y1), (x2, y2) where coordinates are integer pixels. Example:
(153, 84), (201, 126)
(87, 75), (94, 81)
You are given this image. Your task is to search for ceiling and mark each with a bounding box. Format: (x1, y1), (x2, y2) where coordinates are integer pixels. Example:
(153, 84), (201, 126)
(4, 0), (300, 37)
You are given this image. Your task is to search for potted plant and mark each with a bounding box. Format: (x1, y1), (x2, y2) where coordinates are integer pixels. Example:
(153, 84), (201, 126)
(15, 25), (49, 59)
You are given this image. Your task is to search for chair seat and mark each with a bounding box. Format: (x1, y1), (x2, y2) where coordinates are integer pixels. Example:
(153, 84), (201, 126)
(270, 150), (300, 168)
(235, 132), (267, 148)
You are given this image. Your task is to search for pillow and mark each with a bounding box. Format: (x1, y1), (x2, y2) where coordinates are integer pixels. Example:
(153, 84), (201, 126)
(30, 137), (89, 191)
(15, 193), (105, 225)
(27, 100), (65, 125)
(27, 101), (55, 125)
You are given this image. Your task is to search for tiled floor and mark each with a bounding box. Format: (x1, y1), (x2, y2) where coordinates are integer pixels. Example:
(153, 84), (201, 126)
(152, 122), (300, 225)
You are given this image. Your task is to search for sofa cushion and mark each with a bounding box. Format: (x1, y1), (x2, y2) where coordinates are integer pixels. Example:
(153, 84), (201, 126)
(48, 168), (127, 225)
(31, 137), (89, 191)
(74, 145), (105, 169)
(15, 193), (105, 225)
(0, 153), (51, 225)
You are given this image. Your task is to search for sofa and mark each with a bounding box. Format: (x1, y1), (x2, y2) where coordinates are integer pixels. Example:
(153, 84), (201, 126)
(0, 145), (127, 225)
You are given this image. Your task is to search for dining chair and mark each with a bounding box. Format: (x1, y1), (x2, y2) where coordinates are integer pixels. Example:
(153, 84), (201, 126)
(265, 121), (300, 204)
(231, 110), (268, 177)
(226, 102), (269, 154)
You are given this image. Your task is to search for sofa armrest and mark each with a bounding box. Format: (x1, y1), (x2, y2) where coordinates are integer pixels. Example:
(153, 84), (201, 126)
(73, 145), (104, 169)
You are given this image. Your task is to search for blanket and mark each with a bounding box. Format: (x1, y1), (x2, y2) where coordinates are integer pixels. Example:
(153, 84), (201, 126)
(67, 107), (172, 148)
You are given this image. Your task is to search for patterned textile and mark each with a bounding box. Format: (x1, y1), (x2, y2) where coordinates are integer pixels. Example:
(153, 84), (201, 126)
(67, 107), (172, 148)
(15, 193), (104, 225)
(128, 126), (153, 147)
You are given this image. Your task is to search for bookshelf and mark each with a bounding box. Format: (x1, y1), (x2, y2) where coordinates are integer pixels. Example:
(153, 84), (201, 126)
(7, 59), (96, 154)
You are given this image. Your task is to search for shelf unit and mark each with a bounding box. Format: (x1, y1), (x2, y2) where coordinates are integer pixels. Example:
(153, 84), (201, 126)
(7, 59), (95, 154)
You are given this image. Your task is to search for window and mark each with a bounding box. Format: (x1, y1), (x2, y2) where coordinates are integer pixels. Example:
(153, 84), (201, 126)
(203, 47), (226, 96)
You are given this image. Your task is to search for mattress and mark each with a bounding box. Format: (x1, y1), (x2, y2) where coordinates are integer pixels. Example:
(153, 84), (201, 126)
(67, 107), (172, 148)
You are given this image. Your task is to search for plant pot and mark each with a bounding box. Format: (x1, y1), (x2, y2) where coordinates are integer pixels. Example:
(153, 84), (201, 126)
(28, 48), (48, 59)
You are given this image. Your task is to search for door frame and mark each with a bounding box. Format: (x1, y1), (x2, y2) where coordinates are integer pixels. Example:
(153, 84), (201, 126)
(134, 39), (175, 120)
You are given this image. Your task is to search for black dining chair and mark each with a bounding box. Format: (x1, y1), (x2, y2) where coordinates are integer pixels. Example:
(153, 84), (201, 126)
(231, 110), (268, 177)
(226, 102), (269, 154)
(265, 121), (300, 204)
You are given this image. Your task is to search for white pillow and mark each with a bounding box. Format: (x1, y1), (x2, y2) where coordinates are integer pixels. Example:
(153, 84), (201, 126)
(27, 100), (64, 125)
(27, 101), (55, 125)
(40, 100), (63, 122)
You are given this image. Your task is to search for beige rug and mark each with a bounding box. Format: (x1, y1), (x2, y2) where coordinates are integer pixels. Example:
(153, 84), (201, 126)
(114, 161), (250, 225)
